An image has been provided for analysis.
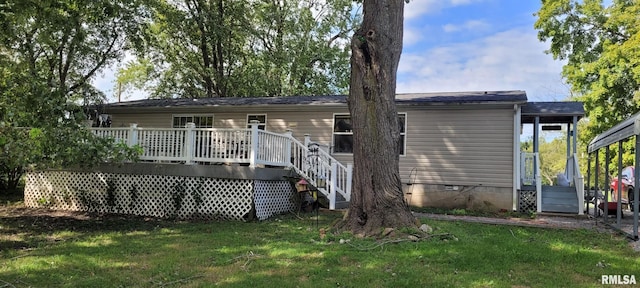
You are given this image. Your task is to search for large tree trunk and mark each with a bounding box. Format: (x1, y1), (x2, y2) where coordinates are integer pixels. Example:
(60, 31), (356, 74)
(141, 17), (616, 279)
(343, 0), (417, 237)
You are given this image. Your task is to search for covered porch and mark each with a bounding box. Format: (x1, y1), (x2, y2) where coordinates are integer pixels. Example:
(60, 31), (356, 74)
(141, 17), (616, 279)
(518, 102), (585, 214)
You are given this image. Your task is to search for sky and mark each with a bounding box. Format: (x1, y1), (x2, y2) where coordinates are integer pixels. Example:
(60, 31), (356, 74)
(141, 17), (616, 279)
(398, 0), (568, 101)
(92, 0), (569, 103)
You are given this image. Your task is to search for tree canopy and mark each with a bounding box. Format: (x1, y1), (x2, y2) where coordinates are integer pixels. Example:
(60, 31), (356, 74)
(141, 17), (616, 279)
(535, 0), (640, 143)
(117, 0), (360, 98)
(0, 0), (146, 191)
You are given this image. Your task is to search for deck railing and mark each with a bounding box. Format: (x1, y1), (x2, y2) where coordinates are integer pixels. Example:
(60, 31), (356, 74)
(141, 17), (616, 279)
(91, 123), (351, 209)
(520, 152), (537, 186)
(520, 152), (542, 212)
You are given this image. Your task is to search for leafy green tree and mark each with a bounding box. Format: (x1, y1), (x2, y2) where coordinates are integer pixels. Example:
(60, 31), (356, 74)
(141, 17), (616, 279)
(535, 0), (640, 143)
(118, 0), (359, 98)
(0, 0), (146, 192)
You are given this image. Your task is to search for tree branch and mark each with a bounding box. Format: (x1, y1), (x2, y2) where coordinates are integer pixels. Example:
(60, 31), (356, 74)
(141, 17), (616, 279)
(68, 28), (119, 93)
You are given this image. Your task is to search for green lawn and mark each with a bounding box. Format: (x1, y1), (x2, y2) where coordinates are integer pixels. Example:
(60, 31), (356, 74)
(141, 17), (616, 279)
(0, 204), (638, 287)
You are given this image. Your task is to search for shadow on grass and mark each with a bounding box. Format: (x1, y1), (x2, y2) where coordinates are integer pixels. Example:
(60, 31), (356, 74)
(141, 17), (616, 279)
(1, 199), (638, 287)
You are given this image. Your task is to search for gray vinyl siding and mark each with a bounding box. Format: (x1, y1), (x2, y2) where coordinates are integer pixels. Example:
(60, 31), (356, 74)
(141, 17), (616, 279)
(107, 105), (514, 188)
(400, 108), (514, 188)
(110, 113), (170, 128)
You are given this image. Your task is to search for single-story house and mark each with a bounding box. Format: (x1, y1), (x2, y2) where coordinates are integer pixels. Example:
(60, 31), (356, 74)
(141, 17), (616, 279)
(85, 90), (584, 213)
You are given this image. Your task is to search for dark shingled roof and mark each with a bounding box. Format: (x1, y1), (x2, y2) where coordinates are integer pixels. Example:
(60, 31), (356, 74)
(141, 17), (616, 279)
(104, 90), (527, 109)
(521, 101), (585, 124)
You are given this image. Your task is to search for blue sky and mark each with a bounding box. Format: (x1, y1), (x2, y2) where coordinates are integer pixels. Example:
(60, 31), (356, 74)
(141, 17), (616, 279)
(93, 0), (568, 102)
(398, 0), (568, 101)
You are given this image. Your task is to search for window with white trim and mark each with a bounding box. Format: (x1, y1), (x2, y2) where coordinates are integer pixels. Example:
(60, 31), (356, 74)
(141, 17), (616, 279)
(332, 113), (407, 155)
(172, 114), (214, 128)
(246, 114), (267, 130)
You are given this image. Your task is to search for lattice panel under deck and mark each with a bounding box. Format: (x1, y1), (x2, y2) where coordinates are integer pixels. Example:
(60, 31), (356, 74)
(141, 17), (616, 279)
(254, 180), (297, 220)
(518, 190), (537, 214)
(25, 171), (255, 221)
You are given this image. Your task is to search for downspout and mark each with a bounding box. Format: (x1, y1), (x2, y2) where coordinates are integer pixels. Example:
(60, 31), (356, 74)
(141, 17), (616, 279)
(512, 104), (521, 211)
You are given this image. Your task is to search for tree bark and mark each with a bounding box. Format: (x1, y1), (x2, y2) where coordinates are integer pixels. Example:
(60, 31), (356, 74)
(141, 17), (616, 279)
(343, 0), (417, 237)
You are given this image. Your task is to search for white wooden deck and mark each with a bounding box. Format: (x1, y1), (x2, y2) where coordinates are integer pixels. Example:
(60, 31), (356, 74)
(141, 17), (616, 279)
(91, 123), (351, 209)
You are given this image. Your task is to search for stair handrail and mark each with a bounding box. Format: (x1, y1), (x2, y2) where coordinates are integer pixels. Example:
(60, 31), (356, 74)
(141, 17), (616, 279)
(569, 153), (585, 215)
(288, 136), (352, 210)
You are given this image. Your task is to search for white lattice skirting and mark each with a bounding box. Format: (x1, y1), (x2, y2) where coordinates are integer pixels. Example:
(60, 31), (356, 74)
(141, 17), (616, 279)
(25, 170), (297, 221)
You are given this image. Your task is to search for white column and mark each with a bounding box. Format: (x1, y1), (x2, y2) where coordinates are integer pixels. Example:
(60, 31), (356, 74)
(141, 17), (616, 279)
(249, 121), (260, 167)
(329, 161), (337, 210)
(346, 163), (353, 202)
(128, 123), (138, 147)
(184, 122), (195, 164)
(285, 129), (293, 167)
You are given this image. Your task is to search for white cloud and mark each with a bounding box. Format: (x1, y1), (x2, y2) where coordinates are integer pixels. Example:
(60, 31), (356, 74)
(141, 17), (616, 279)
(397, 27), (569, 101)
(404, 0), (487, 20)
(403, 28), (423, 46)
(442, 20), (490, 33)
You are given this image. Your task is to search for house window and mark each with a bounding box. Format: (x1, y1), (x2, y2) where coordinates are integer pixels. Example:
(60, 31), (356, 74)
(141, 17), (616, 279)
(247, 114), (267, 130)
(332, 113), (406, 155)
(172, 114), (214, 128)
(333, 114), (353, 153)
(398, 113), (406, 156)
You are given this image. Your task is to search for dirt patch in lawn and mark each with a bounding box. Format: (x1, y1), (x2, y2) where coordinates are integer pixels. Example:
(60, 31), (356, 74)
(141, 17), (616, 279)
(0, 201), (165, 251)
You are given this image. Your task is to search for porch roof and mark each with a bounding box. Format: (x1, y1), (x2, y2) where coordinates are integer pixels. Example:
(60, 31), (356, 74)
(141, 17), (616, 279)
(521, 102), (585, 124)
(588, 111), (640, 153)
(102, 90), (527, 110)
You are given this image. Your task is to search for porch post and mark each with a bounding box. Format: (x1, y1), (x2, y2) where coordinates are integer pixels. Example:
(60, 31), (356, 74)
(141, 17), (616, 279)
(604, 146), (611, 223)
(586, 154), (592, 216)
(304, 134), (311, 147)
(573, 116), (578, 157)
(329, 161), (337, 210)
(574, 116), (584, 215)
(302, 134), (311, 173)
(128, 123), (138, 147)
(617, 141), (623, 225)
(634, 134), (639, 239)
(567, 123), (572, 159)
(536, 152), (542, 213)
(249, 121), (260, 168)
(184, 122), (195, 165)
(566, 123), (572, 180)
(346, 163), (352, 202)
(285, 129), (293, 167)
(594, 151), (600, 218)
(533, 117), (539, 154)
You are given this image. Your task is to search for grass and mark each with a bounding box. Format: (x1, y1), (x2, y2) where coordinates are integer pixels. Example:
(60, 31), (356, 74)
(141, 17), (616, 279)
(0, 199), (639, 287)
